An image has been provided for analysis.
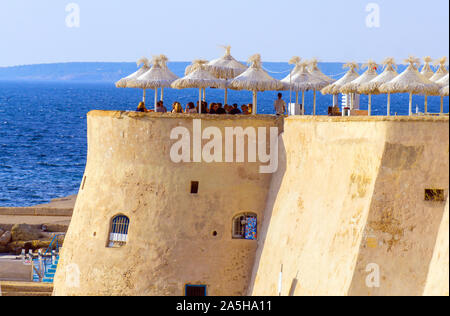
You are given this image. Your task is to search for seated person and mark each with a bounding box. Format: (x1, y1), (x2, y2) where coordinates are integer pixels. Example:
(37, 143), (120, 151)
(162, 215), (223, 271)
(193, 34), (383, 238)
(172, 102), (183, 113)
(241, 104), (250, 115)
(230, 104), (242, 115)
(155, 100), (167, 113)
(186, 102), (198, 113)
(216, 103), (226, 114)
(136, 101), (148, 112)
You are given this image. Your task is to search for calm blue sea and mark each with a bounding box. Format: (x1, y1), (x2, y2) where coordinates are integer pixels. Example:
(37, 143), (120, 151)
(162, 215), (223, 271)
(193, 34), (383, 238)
(0, 62), (448, 206)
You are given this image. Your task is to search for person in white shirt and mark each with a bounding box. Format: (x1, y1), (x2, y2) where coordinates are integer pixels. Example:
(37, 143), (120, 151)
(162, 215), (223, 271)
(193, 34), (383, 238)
(274, 93), (286, 115)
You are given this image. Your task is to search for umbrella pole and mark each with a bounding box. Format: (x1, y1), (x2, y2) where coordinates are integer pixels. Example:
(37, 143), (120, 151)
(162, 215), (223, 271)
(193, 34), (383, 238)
(302, 91), (305, 115)
(224, 88), (228, 105)
(387, 93), (391, 116)
(199, 89), (202, 114)
(441, 96), (444, 114)
(313, 90), (317, 116)
(143, 89), (146, 103)
(154, 88), (158, 111)
(424, 95), (428, 114)
(368, 94), (372, 116)
(409, 93), (413, 116)
(161, 88), (164, 101)
(295, 91), (299, 115)
(252, 91), (257, 115)
(203, 88), (206, 102)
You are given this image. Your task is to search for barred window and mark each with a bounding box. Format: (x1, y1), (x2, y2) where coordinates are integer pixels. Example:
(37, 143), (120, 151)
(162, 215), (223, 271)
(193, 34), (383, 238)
(232, 213), (257, 240)
(108, 215), (130, 248)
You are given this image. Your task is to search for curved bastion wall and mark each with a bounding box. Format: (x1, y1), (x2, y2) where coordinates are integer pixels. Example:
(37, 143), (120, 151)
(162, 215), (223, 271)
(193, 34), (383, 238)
(53, 111), (283, 296)
(54, 112), (449, 296)
(249, 116), (449, 296)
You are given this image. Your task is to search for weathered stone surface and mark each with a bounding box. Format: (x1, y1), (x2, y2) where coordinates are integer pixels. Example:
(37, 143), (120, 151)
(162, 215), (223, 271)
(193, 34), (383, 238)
(11, 224), (43, 242)
(0, 231), (12, 246)
(7, 241), (27, 255)
(0, 228), (4, 237)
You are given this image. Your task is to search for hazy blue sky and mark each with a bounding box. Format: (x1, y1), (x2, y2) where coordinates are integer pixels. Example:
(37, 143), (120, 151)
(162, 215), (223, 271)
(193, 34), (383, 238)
(0, 0), (448, 67)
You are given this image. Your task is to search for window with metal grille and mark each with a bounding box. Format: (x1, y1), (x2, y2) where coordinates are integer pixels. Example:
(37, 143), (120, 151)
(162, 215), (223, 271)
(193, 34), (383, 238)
(185, 285), (207, 296)
(232, 213), (257, 240)
(108, 215), (130, 248)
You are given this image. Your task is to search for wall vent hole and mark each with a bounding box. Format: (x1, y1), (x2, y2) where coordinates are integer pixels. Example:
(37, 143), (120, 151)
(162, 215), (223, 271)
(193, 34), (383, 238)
(190, 181), (199, 194)
(425, 189), (445, 201)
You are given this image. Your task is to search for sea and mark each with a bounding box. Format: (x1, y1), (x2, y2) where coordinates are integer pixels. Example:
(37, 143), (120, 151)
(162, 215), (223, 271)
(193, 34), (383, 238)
(0, 62), (448, 206)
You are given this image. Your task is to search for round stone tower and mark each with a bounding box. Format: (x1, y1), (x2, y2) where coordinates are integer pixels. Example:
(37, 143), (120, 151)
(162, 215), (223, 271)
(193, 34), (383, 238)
(53, 111), (282, 296)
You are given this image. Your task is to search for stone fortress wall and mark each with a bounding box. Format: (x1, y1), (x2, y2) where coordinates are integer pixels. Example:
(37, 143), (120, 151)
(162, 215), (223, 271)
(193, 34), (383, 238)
(53, 112), (449, 296)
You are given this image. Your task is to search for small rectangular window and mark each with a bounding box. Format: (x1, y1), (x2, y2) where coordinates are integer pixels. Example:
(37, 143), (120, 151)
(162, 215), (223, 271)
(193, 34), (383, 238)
(425, 189), (445, 201)
(185, 285), (206, 296)
(190, 181), (199, 194)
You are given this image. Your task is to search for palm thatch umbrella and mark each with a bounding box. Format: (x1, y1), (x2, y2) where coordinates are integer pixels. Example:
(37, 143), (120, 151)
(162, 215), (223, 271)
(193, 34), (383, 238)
(229, 54), (283, 114)
(441, 85), (449, 97)
(128, 56), (177, 110)
(420, 56), (435, 79)
(115, 57), (150, 102)
(171, 60), (227, 113)
(379, 56), (441, 115)
(321, 62), (360, 111)
(436, 74), (449, 113)
(358, 58), (399, 116)
(430, 57), (449, 82)
(308, 58), (335, 84)
(158, 54), (178, 101)
(281, 56), (328, 115)
(340, 59), (378, 116)
(280, 58), (329, 115)
(185, 46), (247, 104)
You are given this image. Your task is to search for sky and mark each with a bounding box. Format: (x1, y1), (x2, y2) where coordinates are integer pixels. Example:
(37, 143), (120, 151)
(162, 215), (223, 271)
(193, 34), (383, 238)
(0, 0), (448, 67)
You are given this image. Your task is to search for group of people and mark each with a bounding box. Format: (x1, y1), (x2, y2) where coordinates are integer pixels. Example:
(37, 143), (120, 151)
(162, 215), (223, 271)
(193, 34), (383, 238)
(137, 100), (253, 115)
(136, 93), (287, 115)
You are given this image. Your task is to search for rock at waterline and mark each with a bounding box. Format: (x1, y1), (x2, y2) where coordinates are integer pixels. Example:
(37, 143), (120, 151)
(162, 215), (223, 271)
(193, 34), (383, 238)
(0, 230), (12, 246)
(11, 224), (43, 242)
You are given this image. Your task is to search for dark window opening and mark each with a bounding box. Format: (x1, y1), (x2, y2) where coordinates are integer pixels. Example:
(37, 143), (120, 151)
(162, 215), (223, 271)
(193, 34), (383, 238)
(425, 189), (445, 201)
(212, 231), (218, 237)
(191, 181), (199, 194)
(232, 213), (257, 240)
(185, 285), (207, 296)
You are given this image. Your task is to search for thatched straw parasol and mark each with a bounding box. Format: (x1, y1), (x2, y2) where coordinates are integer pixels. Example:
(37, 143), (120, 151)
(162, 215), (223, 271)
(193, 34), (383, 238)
(228, 54), (283, 114)
(321, 62), (359, 95)
(115, 57), (151, 102)
(379, 56), (440, 115)
(185, 46), (247, 105)
(441, 85), (449, 97)
(308, 58), (335, 84)
(436, 74), (449, 113)
(358, 58), (399, 116)
(281, 57), (329, 115)
(430, 57), (449, 82)
(436, 73), (449, 87)
(340, 59), (378, 115)
(420, 56), (435, 79)
(158, 54), (179, 101)
(321, 62), (359, 111)
(128, 56), (178, 110)
(171, 60), (227, 113)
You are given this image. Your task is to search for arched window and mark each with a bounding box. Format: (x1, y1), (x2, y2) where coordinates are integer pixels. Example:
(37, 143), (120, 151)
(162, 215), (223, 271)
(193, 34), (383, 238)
(232, 213), (257, 240)
(108, 215), (130, 248)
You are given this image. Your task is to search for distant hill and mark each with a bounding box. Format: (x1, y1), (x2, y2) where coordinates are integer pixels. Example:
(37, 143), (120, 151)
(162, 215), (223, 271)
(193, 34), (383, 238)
(0, 61), (350, 82)
(0, 62), (188, 83)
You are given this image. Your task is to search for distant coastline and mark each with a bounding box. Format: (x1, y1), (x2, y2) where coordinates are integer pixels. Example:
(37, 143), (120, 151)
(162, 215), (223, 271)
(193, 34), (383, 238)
(0, 61), (347, 83)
